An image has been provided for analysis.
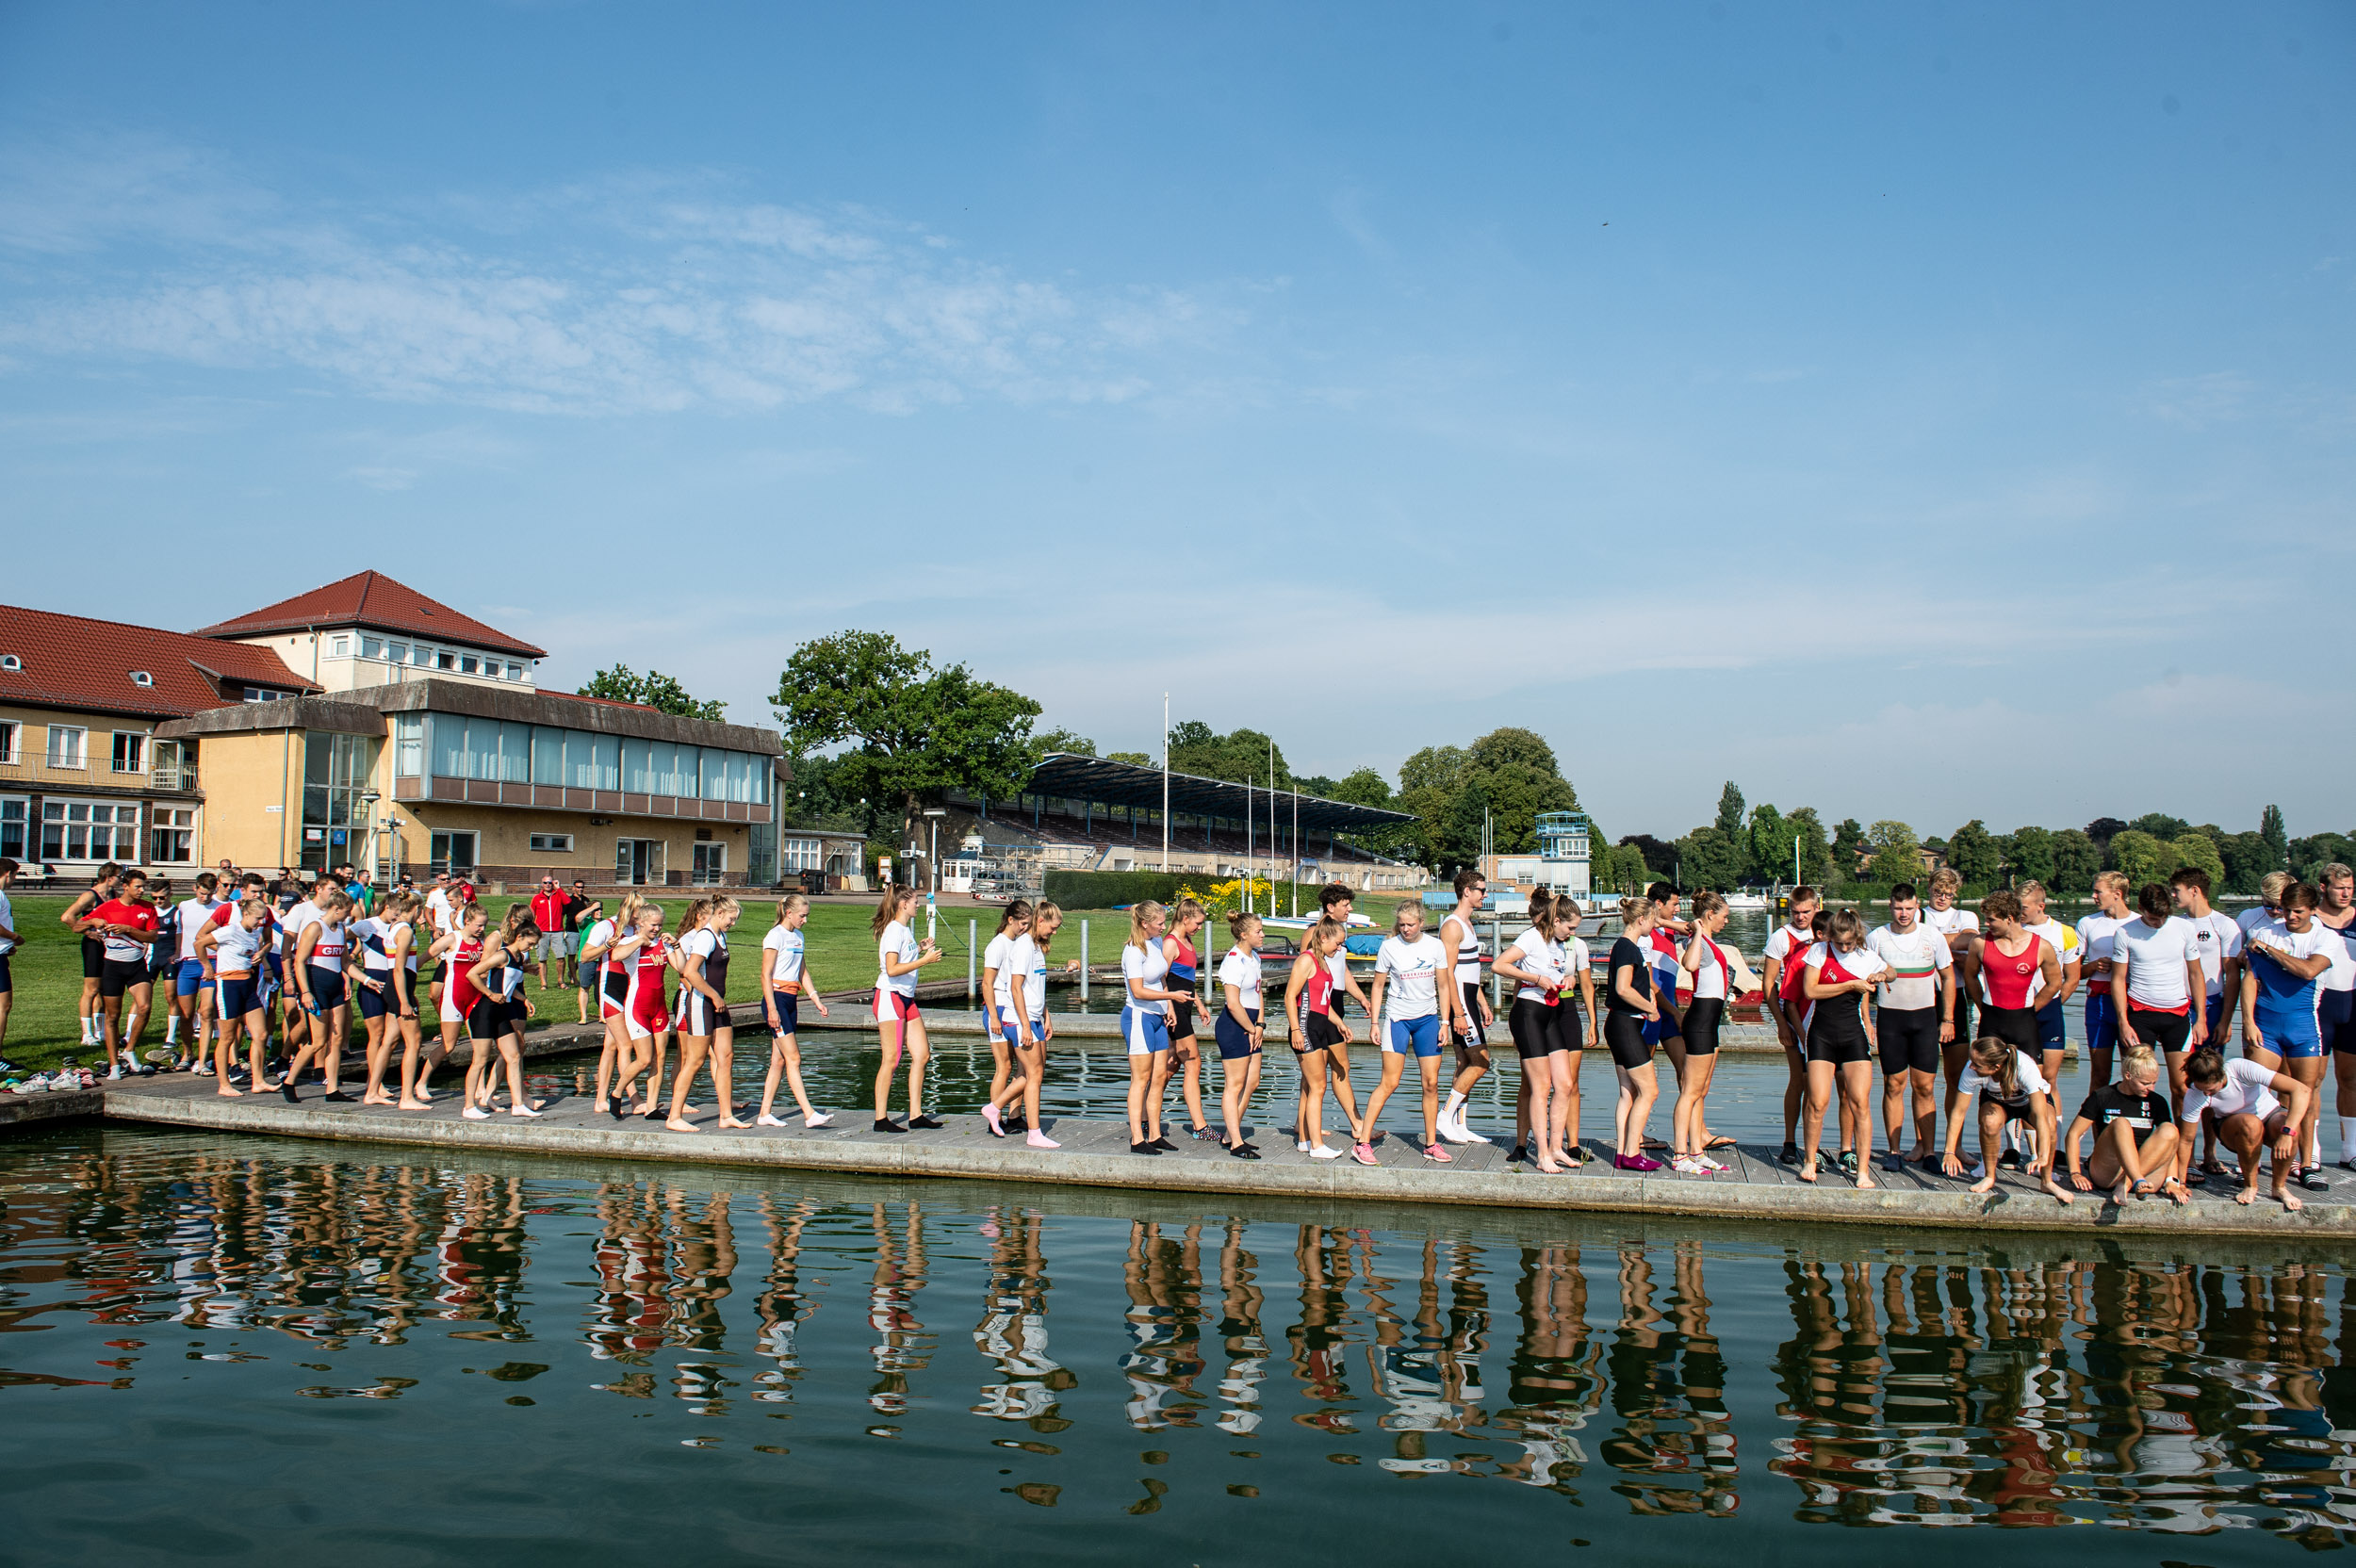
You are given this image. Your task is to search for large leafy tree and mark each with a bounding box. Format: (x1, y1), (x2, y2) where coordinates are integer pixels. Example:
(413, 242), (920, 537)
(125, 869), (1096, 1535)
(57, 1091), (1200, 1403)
(772, 631), (1041, 888)
(1745, 803), (1785, 886)
(2171, 832), (2227, 889)
(1713, 782), (1746, 841)
(2219, 830), (2275, 894)
(1168, 722), (1291, 789)
(2131, 811), (2192, 841)
(1621, 834), (1677, 878)
(2261, 805), (2289, 865)
(2292, 832), (2356, 883)
(579, 663), (727, 721)
(1945, 819), (2002, 885)
(1034, 727), (1097, 759)
(2049, 828), (2101, 894)
(1865, 820), (1922, 881)
(2006, 825), (2055, 888)
(2107, 829), (2172, 890)
(1677, 825), (1746, 890)
(1787, 808), (1832, 886)
(2086, 817), (2129, 859)
(1831, 817), (1868, 879)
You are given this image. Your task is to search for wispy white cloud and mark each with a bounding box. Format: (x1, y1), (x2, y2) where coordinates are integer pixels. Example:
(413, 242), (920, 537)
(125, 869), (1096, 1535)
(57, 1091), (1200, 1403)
(0, 135), (1238, 417)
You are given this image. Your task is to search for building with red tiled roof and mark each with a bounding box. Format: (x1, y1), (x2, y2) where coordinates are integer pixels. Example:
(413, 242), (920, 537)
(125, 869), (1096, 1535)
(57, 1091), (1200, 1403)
(193, 569), (547, 661)
(0, 604), (314, 873)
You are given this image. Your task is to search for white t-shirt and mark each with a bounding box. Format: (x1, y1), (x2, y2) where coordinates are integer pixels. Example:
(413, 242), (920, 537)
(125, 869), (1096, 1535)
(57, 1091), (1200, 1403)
(1121, 937), (1170, 1011)
(425, 888), (454, 936)
(983, 931), (1020, 1013)
(2237, 905), (2280, 940)
(1506, 925), (1563, 1003)
(1922, 905), (1979, 949)
(2021, 918), (2079, 1005)
(679, 928), (719, 988)
(2180, 1057), (2281, 1124)
(876, 921), (920, 998)
(762, 924), (805, 993)
(2249, 919), (2339, 996)
(2075, 912), (2126, 992)
(283, 900), (319, 958)
(1017, 934), (1051, 1023)
(2315, 914), (2356, 994)
(1685, 932), (1730, 1002)
(1375, 934), (1447, 1021)
(173, 895), (220, 961)
(1959, 1050), (2050, 1106)
(1868, 923), (1952, 1012)
(580, 917), (615, 966)
(2118, 916), (2199, 1010)
(1217, 945), (1264, 1012)
(0, 889), (11, 958)
(2181, 910), (2244, 999)
(209, 917), (266, 978)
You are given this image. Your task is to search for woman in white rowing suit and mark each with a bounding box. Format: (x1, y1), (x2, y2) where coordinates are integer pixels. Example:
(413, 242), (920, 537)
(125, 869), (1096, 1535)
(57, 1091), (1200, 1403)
(1120, 901), (1188, 1156)
(193, 897), (273, 1097)
(460, 910), (541, 1120)
(758, 893), (833, 1129)
(871, 886), (943, 1133)
(583, 892), (641, 1118)
(978, 901), (1034, 1137)
(285, 888), (356, 1103)
(668, 896), (749, 1134)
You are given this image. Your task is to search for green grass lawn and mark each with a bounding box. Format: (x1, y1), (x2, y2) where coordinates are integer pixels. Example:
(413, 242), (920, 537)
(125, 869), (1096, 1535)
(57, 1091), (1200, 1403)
(0, 890), (1415, 1072)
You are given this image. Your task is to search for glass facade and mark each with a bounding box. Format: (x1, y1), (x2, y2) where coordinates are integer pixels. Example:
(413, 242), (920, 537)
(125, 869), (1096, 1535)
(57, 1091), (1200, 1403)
(418, 714), (765, 804)
(303, 732), (378, 873)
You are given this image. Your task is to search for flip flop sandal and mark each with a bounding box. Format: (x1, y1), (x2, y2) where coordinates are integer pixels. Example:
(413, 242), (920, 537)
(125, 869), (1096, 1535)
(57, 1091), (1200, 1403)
(1703, 1136), (1740, 1152)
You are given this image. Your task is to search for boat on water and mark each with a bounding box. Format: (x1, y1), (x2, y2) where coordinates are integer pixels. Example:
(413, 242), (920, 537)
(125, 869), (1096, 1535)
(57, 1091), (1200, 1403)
(1721, 890), (1769, 910)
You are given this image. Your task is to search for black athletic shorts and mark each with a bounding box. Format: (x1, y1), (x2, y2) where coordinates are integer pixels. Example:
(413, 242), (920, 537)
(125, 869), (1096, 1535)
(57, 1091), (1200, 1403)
(1510, 996), (1571, 1059)
(1979, 1092), (2036, 1124)
(1681, 996), (1725, 1056)
(1807, 1003), (1872, 1067)
(98, 956), (150, 999)
(2128, 1004), (2193, 1055)
(466, 998), (507, 1041)
(1603, 1009), (1652, 1070)
(1458, 981), (1486, 1040)
(1979, 1004), (2039, 1054)
(1298, 1010), (1343, 1054)
(1170, 998), (1196, 1038)
(1877, 1005), (1940, 1076)
(81, 935), (106, 980)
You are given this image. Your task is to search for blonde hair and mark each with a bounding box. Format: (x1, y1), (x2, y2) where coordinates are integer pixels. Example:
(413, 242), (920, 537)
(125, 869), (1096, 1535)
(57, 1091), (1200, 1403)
(1929, 867), (1963, 895)
(2119, 1045), (2159, 1083)
(1829, 907), (1866, 949)
(773, 892), (809, 924)
(2017, 879), (2047, 900)
(2259, 870), (2291, 905)
(614, 891), (646, 930)
(1127, 900), (1167, 953)
(317, 889), (352, 915)
(1170, 896), (1204, 930)
(381, 890), (420, 921)
(1032, 900), (1062, 950)
(238, 895), (271, 920)
(499, 904), (533, 941)
(1392, 902), (1425, 935)
(2095, 870), (2131, 897)
(1690, 891), (1726, 921)
(1304, 916), (1346, 955)
(1617, 895), (1650, 925)
(707, 895), (741, 923)
(675, 897), (711, 939)
(1227, 909), (1262, 940)
(871, 884), (917, 937)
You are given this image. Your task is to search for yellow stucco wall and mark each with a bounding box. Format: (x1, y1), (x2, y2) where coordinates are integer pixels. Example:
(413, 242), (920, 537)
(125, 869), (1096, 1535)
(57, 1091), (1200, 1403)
(190, 730), (305, 869)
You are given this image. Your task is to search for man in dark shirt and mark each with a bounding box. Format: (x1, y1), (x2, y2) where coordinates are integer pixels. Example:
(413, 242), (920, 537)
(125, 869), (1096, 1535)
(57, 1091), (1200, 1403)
(2064, 1047), (2184, 1206)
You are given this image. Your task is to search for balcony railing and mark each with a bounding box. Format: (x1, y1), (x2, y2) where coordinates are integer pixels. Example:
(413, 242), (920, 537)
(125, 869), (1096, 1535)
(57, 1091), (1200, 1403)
(151, 762), (199, 792)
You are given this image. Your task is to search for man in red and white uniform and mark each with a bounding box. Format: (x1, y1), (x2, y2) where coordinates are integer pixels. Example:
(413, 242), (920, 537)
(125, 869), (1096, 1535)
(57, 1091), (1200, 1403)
(84, 869), (162, 1077)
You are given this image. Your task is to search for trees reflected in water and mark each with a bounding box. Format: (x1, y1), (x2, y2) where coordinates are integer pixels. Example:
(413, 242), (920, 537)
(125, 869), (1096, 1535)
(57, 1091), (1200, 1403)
(2, 1143), (2352, 1537)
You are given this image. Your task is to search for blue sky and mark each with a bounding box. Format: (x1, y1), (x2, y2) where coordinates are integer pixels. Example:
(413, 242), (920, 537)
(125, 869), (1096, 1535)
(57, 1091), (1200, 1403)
(2, 2), (2349, 843)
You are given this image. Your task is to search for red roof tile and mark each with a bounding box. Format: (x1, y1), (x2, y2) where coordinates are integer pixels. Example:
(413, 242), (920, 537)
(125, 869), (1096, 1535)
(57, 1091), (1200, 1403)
(0, 604), (317, 720)
(190, 570), (548, 660)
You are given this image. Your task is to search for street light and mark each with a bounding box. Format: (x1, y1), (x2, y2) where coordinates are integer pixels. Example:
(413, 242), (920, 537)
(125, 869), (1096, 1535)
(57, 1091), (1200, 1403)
(923, 807), (947, 941)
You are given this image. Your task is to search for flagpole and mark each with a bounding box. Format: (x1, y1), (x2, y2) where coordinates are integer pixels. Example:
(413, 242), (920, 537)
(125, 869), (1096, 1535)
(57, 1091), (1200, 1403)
(1160, 693), (1170, 874)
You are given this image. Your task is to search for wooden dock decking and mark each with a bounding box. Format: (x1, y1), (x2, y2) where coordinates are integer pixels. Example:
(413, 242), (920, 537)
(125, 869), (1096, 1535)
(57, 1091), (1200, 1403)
(7, 1070), (2338, 1240)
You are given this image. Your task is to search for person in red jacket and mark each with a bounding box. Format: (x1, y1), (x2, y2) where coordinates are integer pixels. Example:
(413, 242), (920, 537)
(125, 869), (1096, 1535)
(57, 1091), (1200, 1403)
(529, 876), (569, 991)
(83, 869), (162, 1077)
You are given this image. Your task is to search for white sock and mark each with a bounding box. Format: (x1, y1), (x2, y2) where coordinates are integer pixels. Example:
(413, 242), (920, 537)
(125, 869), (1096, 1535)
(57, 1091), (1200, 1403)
(165, 1017), (180, 1045)
(79, 1016), (94, 1044)
(2341, 1118), (2356, 1162)
(1444, 1090), (1467, 1124)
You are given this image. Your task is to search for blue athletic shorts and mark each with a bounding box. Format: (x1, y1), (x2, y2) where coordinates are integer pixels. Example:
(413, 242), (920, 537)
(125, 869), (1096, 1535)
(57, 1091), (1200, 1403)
(769, 995), (801, 1035)
(2084, 992), (2119, 1057)
(1122, 1005), (1170, 1056)
(2035, 1001), (2067, 1054)
(2205, 994), (2228, 1040)
(216, 974), (261, 1019)
(1216, 1008), (1261, 1060)
(176, 958), (207, 998)
(2255, 1002), (2322, 1058)
(305, 966), (346, 1011)
(1385, 1015), (1442, 1058)
(1643, 999), (1682, 1047)
(993, 1005), (1022, 1051)
(2322, 989), (2356, 1055)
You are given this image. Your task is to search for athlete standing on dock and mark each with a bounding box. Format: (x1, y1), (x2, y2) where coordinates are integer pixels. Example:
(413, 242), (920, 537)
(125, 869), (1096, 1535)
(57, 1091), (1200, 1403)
(1436, 871), (1494, 1143)
(2112, 883), (2208, 1103)
(1868, 883), (1954, 1168)
(1921, 868), (1979, 1080)
(1799, 907), (1887, 1188)
(2240, 882), (2335, 1192)
(979, 901), (1032, 1138)
(871, 885), (944, 1134)
(1760, 886), (1821, 1166)
(1496, 890), (1579, 1173)
(1672, 892), (1736, 1174)
(1162, 898), (1219, 1141)
(2311, 865), (2356, 1173)
(758, 893), (834, 1129)
(2017, 880), (2082, 1152)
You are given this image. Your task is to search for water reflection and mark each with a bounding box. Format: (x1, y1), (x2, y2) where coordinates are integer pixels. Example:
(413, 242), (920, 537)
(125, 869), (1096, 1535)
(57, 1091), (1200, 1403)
(3, 1129), (2354, 1556)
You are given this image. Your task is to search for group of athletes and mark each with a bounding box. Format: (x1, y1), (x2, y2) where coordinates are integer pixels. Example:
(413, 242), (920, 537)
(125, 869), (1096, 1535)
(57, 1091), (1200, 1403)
(25, 848), (2355, 1216)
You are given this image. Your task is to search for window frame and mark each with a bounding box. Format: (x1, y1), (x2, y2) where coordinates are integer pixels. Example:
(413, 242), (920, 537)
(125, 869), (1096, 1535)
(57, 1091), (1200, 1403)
(110, 730), (145, 775)
(0, 720), (17, 765)
(529, 832), (575, 854)
(45, 725), (88, 770)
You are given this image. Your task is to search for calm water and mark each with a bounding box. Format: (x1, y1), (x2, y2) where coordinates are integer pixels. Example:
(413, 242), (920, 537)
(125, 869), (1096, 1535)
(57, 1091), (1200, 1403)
(3, 1125), (2352, 1565)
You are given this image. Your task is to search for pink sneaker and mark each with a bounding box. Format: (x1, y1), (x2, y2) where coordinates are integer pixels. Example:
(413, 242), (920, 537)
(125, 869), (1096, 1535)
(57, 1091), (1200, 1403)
(1351, 1143), (1378, 1167)
(1422, 1143), (1454, 1163)
(1614, 1152), (1662, 1172)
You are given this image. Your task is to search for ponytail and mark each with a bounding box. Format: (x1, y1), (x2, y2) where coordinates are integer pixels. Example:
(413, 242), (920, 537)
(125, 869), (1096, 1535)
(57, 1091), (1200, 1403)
(996, 899), (1035, 937)
(1127, 901), (1166, 953)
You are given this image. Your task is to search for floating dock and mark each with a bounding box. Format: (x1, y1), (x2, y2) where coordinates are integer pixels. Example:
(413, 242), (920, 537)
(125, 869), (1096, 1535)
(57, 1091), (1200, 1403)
(7, 1070), (2335, 1240)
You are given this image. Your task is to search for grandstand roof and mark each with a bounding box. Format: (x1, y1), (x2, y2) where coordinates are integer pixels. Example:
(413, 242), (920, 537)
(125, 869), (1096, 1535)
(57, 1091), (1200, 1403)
(1025, 754), (1415, 833)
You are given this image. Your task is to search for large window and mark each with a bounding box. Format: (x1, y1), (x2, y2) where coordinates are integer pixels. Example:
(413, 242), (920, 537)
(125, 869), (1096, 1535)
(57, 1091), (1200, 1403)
(46, 726), (86, 769)
(0, 797), (24, 859)
(41, 799), (139, 862)
(779, 836), (822, 874)
(424, 716), (766, 804)
(110, 731), (144, 774)
(150, 808), (196, 864)
(302, 732), (376, 873)
(0, 722), (17, 764)
(394, 712), (424, 777)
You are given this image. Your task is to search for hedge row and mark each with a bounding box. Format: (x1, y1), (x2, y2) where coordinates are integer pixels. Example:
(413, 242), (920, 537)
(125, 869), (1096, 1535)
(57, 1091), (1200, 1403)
(1041, 869), (1352, 912)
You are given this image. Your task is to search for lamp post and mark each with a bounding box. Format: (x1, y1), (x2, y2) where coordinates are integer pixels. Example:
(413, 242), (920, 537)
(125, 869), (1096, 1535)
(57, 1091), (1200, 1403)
(923, 807), (947, 942)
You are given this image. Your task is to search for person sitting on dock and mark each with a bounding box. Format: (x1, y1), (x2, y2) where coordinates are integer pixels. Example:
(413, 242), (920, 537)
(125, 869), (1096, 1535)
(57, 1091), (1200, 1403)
(2061, 1046), (2185, 1206)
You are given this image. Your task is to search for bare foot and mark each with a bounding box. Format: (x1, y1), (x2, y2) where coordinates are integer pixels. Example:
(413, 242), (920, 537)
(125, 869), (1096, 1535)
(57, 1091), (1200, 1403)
(2107, 1180), (2130, 1207)
(216, 1086), (244, 1098)
(2044, 1178), (2074, 1205)
(717, 1117), (751, 1130)
(1969, 1174), (1997, 1195)
(1796, 1161), (1818, 1184)
(1856, 1170), (1877, 1190)
(665, 1118), (700, 1134)
(397, 1098), (429, 1110)
(2277, 1186), (2304, 1212)
(2235, 1185), (2257, 1206)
